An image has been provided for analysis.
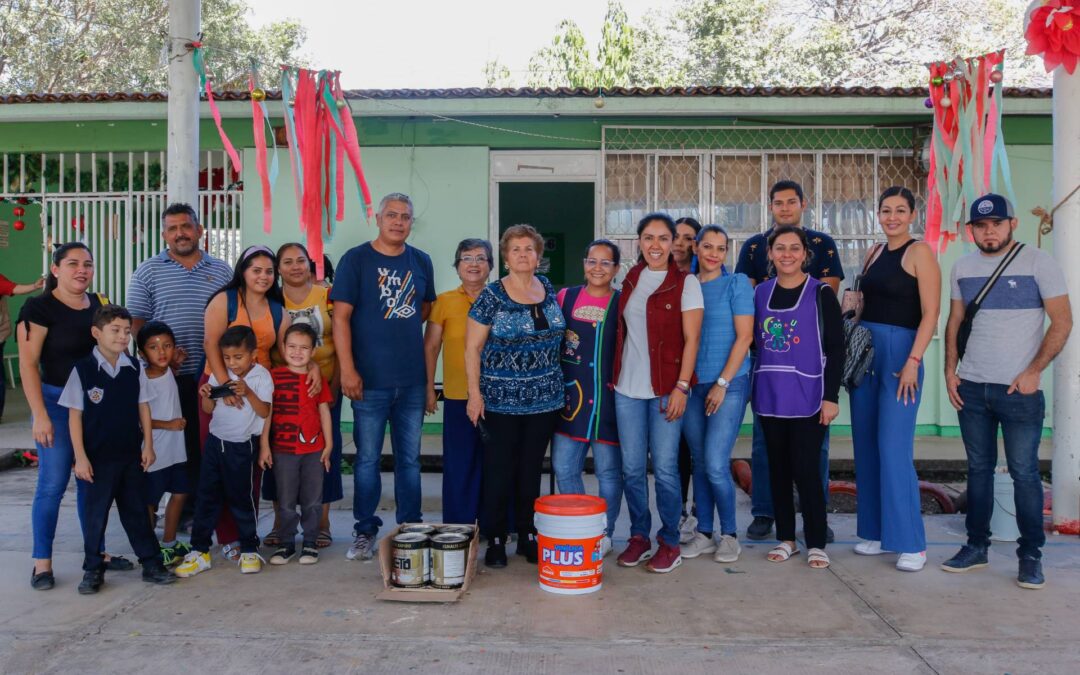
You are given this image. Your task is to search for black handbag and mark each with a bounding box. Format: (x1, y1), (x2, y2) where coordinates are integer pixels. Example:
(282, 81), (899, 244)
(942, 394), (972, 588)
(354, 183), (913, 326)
(957, 243), (1024, 362)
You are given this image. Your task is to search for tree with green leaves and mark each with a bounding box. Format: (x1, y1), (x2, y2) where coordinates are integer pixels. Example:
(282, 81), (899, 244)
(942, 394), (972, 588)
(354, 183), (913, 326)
(525, 0), (634, 88)
(0, 0), (307, 94)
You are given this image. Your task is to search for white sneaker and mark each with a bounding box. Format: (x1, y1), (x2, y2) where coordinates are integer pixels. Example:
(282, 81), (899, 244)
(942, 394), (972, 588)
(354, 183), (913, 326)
(680, 531), (717, 558)
(346, 532), (377, 561)
(854, 540), (884, 556)
(714, 534), (741, 563)
(600, 535), (613, 558)
(896, 551), (927, 572)
(678, 513), (698, 545)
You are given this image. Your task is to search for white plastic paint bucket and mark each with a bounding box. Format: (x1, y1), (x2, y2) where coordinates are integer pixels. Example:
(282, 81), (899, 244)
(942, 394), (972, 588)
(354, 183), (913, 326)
(533, 495), (607, 595)
(990, 468), (1020, 542)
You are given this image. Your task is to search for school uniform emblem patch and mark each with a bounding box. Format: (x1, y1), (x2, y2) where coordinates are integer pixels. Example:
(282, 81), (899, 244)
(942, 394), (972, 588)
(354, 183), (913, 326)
(87, 387), (104, 404)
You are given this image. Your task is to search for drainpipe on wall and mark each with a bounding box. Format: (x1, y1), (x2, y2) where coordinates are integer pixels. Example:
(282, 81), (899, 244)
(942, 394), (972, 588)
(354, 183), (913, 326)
(166, 0), (200, 206)
(1052, 66), (1080, 536)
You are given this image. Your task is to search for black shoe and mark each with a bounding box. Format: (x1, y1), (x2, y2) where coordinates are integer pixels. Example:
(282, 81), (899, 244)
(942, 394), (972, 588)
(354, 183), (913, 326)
(517, 535), (538, 564)
(78, 570), (105, 595)
(485, 538), (508, 568)
(940, 545), (989, 573)
(826, 526), (835, 544)
(1017, 557), (1045, 589)
(141, 563), (178, 585)
(104, 555), (134, 571)
(31, 568), (55, 591)
(746, 516), (774, 541)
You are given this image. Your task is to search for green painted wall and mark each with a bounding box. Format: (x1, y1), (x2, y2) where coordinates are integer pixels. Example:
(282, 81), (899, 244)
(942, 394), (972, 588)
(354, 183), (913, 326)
(0, 202), (44, 368)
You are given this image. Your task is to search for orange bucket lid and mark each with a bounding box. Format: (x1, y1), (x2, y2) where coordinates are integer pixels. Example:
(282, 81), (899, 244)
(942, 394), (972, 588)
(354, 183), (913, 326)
(535, 494), (606, 516)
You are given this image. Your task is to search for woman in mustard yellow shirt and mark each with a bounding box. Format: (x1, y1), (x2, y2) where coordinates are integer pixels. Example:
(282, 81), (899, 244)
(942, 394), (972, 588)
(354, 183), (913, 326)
(424, 238), (492, 524)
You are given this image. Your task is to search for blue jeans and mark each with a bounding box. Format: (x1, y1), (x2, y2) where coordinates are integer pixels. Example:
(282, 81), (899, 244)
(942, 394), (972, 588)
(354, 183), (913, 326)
(682, 375), (750, 536)
(850, 322), (926, 553)
(957, 380), (1046, 560)
(551, 433), (623, 537)
(615, 392), (684, 546)
(31, 383), (92, 559)
(351, 385), (425, 536)
(748, 404), (831, 518)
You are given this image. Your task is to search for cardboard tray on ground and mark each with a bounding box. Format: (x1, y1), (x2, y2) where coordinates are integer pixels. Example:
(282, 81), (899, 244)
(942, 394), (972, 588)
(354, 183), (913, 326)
(377, 522), (480, 602)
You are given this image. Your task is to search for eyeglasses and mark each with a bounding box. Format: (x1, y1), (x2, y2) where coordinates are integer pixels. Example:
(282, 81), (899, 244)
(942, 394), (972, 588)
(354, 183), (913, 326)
(583, 258), (617, 269)
(458, 255), (489, 264)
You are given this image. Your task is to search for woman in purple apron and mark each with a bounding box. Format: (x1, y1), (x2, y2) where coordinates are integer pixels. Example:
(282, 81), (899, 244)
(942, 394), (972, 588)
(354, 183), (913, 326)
(752, 226), (844, 569)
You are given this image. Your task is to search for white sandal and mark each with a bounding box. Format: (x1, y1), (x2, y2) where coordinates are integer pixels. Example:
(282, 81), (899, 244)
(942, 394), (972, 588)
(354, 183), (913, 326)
(808, 548), (831, 569)
(767, 541), (800, 562)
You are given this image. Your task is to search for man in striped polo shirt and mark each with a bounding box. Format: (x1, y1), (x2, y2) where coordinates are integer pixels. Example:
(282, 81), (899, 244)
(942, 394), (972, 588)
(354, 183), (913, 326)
(128, 203), (234, 500)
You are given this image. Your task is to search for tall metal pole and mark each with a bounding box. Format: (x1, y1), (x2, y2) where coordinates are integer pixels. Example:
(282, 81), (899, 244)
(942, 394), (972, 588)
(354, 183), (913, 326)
(1051, 66), (1080, 535)
(166, 0), (200, 206)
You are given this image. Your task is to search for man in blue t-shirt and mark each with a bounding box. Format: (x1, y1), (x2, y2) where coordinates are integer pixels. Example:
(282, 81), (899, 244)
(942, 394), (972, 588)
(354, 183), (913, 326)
(735, 180), (844, 543)
(331, 192), (436, 561)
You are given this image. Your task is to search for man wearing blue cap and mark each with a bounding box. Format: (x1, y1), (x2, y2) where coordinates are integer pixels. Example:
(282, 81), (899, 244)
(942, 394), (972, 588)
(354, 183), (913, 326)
(942, 193), (1072, 589)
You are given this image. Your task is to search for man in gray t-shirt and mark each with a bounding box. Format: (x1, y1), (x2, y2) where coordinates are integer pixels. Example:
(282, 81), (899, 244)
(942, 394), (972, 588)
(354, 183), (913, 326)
(942, 194), (1072, 590)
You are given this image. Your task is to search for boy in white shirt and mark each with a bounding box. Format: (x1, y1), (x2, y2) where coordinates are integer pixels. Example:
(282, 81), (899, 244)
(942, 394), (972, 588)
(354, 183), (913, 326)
(176, 326), (273, 577)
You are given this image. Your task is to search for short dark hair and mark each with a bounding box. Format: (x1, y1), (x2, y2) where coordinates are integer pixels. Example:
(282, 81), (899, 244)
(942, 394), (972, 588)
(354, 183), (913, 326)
(162, 203), (200, 227)
(283, 322), (318, 347)
(92, 304), (131, 329)
(219, 325), (257, 351)
(584, 239), (621, 265)
(453, 238), (493, 268)
(878, 186), (916, 211)
(136, 320), (176, 353)
(674, 217), (702, 234)
(769, 180), (805, 203)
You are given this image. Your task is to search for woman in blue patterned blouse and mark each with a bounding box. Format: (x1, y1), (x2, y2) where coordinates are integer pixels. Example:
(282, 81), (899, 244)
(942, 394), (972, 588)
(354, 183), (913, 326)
(465, 224), (566, 568)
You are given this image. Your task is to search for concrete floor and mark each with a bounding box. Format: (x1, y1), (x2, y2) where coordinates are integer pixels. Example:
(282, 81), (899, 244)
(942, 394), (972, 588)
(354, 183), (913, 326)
(1, 461), (1079, 674)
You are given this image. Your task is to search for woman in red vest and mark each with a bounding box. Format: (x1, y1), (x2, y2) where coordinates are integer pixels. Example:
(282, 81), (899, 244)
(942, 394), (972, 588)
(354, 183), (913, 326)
(613, 213), (704, 574)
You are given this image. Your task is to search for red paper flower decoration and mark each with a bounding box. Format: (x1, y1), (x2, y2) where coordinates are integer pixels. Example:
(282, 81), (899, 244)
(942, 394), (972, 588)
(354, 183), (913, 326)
(1025, 1), (1080, 74)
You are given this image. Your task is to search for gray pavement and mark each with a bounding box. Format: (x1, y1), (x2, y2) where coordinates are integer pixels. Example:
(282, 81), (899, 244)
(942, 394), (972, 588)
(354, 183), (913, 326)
(2, 387), (1077, 673)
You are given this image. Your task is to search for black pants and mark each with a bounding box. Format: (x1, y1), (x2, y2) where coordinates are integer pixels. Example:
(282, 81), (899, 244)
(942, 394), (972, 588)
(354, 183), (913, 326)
(759, 414), (828, 550)
(176, 374), (202, 509)
(79, 459), (161, 572)
(480, 410), (558, 541)
(678, 434), (692, 510)
(191, 434), (260, 554)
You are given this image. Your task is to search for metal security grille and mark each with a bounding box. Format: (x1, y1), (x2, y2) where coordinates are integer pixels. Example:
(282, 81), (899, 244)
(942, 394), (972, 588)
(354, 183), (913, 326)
(602, 126), (928, 281)
(3, 151), (243, 304)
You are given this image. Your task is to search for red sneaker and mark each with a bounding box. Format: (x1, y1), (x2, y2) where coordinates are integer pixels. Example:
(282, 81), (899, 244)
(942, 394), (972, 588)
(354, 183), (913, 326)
(616, 535), (653, 567)
(645, 539), (682, 573)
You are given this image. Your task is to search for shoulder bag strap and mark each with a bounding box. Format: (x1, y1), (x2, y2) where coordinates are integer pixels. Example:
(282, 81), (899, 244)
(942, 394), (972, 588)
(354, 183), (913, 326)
(971, 243), (1024, 310)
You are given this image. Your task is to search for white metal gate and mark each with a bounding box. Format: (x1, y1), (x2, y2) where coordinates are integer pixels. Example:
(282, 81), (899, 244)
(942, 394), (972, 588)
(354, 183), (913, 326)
(43, 190), (243, 305)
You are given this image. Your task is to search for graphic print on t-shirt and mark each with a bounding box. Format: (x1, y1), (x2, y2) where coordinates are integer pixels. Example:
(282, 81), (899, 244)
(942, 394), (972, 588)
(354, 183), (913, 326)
(761, 316), (800, 353)
(270, 368), (328, 454)
(287, 305), (325, 347)
(378, 267), (417, 319)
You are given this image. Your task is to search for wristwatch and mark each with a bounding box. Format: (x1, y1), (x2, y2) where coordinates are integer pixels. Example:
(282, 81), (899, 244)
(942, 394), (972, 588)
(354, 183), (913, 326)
(716, 376), (729, 388)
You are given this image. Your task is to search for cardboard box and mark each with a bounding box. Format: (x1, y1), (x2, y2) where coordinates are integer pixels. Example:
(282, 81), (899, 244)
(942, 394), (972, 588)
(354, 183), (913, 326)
(377, 523), (480, 602)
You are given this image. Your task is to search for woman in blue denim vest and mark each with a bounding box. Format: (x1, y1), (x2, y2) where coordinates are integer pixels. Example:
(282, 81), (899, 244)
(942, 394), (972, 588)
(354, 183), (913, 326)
(679, 225), (754, 565)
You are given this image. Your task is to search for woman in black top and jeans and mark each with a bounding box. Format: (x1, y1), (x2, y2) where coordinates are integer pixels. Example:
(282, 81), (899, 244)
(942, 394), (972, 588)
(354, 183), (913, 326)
(850, 187), (941, 572)
(18, 243), (132, 589)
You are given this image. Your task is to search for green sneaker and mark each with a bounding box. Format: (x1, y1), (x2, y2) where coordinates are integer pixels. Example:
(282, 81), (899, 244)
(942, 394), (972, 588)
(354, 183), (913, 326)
(160, 541), (193, 568)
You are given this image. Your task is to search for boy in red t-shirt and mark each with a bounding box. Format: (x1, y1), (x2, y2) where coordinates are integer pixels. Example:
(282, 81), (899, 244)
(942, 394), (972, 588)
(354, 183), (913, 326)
(259, 324), (333, 565)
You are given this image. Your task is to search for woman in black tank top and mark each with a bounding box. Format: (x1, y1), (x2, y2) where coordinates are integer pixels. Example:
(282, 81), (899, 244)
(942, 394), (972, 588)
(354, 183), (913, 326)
(849, 187), (941, 573)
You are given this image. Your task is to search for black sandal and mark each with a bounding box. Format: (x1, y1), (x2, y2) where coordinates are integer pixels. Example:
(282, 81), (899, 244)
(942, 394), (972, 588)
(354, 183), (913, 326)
(104, 555), (134, 571)
(31, 568), (55, 590)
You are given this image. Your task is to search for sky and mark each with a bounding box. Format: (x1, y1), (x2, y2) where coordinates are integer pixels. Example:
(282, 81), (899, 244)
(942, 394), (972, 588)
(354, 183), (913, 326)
(247, 0), (660, 89)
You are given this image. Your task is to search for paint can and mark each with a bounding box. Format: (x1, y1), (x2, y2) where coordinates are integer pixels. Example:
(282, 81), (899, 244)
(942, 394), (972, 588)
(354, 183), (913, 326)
(436, 524), (475, 537)
(401, 524), (437, 536)
(391, 532), (430, 588)
(430, 533), (470, 589)
(533, 495), (607, 595)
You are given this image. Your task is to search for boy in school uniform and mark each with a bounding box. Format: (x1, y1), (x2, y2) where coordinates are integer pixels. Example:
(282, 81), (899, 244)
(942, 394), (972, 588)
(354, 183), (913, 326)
(61, 304), (177, 594)
(137, 321), (193, 567)
(259, 323), (334, 565)
(176, 325), (273, 577)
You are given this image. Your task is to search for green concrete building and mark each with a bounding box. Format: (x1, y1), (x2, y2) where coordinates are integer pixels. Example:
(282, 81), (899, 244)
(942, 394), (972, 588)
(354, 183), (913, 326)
(0, 85), (1056, 436)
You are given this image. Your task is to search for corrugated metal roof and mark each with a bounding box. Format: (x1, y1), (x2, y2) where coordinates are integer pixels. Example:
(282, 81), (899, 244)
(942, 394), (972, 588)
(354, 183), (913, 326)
(0, 85), (1054, 105)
